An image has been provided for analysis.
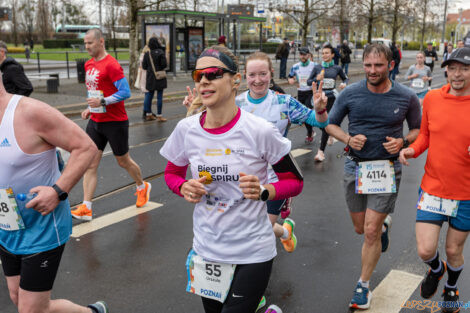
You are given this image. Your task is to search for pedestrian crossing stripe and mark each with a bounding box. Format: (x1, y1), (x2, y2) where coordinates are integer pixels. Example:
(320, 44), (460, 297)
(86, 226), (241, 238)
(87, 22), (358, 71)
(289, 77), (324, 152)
(71, 201), (163, 238)
(360, 270), (423, 313)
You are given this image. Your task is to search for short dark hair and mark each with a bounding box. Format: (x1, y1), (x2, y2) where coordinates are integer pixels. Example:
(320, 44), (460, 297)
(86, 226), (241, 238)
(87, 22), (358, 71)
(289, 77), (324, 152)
(322, 44), (334, 54)
(363, 43), (392, 63)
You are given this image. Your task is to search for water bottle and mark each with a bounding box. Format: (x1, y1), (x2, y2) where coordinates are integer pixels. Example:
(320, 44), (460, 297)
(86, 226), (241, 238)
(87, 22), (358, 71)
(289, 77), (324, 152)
(265, 305), (282, 313)
(16, 193), (37, 202)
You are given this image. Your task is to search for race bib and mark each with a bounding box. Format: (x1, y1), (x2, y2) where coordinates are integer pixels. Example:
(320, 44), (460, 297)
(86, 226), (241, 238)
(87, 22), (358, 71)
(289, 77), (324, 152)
(88, 90), (103, 99)
(417, 191), (459, 217)
(425, 57), (433, 64)
(355, 160), (396, 194)
(411, 78), (425, 89)
(89, 106), (106, 113)
(298, 75), (308, 87)
(87, 90), (106, 113)
(186, 250), (236, 303)
(323, 78), (335, 89)
(0, 188), (25, 231)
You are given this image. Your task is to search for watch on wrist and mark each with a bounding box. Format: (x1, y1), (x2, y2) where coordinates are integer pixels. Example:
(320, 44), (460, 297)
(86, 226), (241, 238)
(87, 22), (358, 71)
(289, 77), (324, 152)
(100, 98), (106, 106)
(259, 185), (269, 202)
(52, 184), (68, 201)
(403, 138), (410, 148)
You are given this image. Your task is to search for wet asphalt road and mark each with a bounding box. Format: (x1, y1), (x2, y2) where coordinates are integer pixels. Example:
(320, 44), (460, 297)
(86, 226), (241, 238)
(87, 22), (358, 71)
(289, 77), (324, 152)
(1, 66), (469, 313)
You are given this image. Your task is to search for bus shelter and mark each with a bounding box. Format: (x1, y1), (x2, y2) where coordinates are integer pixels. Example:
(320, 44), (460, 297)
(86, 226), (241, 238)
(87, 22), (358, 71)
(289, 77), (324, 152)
(138, 9), (266, 74)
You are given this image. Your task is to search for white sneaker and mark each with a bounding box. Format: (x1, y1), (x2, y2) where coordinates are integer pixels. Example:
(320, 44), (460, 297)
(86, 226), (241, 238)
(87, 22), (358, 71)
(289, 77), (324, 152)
(314, 150), (325, 162)
(327, 136), (334, 146)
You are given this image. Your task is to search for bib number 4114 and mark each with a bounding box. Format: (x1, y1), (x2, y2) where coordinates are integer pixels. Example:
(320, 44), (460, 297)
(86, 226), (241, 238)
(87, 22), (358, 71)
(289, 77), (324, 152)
(366, 170), (387, 180)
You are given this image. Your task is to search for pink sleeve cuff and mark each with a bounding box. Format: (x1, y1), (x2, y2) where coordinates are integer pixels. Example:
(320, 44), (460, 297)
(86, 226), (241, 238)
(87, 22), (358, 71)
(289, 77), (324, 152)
(164, 161), (188, 197)
(271, 172), (303, 200)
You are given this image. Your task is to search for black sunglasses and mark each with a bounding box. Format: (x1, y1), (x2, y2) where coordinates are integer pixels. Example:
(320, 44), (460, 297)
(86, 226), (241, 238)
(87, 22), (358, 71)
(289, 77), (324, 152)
(191, 66), (236, 82)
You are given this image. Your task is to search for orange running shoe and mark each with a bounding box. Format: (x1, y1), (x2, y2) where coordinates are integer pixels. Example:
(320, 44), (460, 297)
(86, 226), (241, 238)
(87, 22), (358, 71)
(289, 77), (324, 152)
(71, 204), (92, 221)
(135, 181), (151, 207)
(280, 218), (297, 253)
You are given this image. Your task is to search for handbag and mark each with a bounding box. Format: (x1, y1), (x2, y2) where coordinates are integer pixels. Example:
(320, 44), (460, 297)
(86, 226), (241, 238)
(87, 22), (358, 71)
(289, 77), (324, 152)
(149, 51), (167, 80)
(134, 67), (141, 88)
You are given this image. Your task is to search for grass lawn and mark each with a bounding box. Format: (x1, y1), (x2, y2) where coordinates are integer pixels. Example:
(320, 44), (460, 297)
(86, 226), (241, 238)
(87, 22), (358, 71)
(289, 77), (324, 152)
(8, 45), (130, 62)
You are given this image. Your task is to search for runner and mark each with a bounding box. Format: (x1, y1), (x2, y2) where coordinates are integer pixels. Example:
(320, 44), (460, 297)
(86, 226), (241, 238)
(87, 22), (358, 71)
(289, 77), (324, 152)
(399, 47), (470, 313)
(406, 51), (432, 105)
(288, 47), (318, 144)
(424, 43), (438, 86)
(443, 45), (454, 79)
(307, 43), (348, 162)
(160, 46), (304, 313)
(184, 50), (328, 253)
(0, 75), (108, 312)
(326, 43), (421, 310)
(72, 28), (151, 221)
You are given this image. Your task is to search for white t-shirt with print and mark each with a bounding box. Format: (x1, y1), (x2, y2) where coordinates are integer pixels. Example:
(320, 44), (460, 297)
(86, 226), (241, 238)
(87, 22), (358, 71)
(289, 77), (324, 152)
(160, 109), (291, 264)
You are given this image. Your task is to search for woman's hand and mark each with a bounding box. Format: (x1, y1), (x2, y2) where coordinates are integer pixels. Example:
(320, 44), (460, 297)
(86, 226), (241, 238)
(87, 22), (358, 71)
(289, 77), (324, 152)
(312, 81), (328, 112)
(182, 86), (196, 109)
(239, 172), (262, 200)
(181, 177), (207, 203)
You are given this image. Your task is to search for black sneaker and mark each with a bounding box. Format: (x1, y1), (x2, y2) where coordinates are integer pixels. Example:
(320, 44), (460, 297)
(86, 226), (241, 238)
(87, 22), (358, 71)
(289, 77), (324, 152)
(420, 260), (447, 299)
(441, 286), (461, 313)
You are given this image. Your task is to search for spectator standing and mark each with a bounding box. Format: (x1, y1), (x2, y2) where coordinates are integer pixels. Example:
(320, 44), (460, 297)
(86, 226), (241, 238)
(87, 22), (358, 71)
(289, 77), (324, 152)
(333, 45), (341, 65)
(340, 40), (352, 75)
(0, 41), (33, 96)
(276, 38), (290, 79)
(389, 42), (401, 81)
(23, 40), (31, 63)
(142, 37), (168, 122)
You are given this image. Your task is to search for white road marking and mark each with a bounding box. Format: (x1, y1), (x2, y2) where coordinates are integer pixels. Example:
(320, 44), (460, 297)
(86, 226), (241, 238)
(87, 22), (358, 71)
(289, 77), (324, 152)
(71, 201), (163, 238)
(366, 269), (423, 313)
(291, 148), (311, 158)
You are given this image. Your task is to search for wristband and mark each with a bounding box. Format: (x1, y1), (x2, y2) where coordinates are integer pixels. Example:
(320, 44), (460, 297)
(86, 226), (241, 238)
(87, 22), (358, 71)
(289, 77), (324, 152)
(347, 136), (351, 146)
(316, 108), (327, 115)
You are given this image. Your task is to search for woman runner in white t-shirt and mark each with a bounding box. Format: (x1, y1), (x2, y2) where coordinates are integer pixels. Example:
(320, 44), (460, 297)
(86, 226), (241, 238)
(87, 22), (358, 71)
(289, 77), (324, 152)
(183, 51), (329, 256)
(160, 46), (305, 313)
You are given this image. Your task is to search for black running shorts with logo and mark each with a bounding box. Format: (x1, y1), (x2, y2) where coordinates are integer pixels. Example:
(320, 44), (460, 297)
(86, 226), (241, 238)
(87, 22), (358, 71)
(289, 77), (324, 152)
(201, 259), (273, 313)
(343, 172), (402, 214)
(0, 244), (66, 292)
(86, 119), (129, 156)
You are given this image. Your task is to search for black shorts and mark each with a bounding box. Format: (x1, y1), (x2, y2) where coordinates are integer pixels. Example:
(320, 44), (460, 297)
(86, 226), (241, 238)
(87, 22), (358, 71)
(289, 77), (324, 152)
(297, 90), (313, 109)
(0, 244), (65, 292)
(86, 119), (129, 156)
(201, 259), (273, 313)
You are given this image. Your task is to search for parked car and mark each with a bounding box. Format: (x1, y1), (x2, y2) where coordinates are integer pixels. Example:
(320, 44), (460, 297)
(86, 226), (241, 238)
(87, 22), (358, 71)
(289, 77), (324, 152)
(267, 37), (283, 43)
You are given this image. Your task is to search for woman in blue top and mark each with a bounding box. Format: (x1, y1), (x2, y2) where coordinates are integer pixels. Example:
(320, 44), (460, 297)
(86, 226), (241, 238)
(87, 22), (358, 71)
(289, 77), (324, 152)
(307, 44), (348, 162)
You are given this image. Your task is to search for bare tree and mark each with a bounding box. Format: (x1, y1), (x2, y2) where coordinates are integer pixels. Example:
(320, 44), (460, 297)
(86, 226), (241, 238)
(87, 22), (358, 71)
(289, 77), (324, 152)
(11, 0), (20, 46)
(352, 0), (383, 43)
(18, 0), (35, 43)
(126, 0), (168, 87)
(36, 0), (52, 41)
(275, 0), (336, 46)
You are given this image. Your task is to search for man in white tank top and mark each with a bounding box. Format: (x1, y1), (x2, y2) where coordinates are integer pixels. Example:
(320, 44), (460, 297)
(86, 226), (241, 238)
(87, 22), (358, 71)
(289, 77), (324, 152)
(0, 76), (109, 312)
